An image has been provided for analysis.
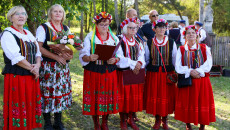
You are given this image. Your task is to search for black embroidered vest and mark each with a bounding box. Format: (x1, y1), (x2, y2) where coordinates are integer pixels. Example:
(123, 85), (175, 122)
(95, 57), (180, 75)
(41, 23), (68, 62)
(146, 38), (174, 72)
(2, 31), (37, 75)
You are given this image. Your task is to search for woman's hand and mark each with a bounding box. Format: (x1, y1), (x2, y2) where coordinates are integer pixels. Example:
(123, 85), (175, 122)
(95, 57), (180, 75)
(133, 62), (142, 75)
(89, 54), (99, 61)
(55, 55), (66, 65)
(49, 44), (65, 55)
(30, 64), (40, 80)
(190, 70), (201, 78)
(107, 57), (119, 65)
(61, 52), (73, 60)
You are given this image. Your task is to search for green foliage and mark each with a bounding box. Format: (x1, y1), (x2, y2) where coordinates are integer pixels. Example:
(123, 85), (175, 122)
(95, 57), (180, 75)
(0, 0), (89, 33)
(212, 0), (230, 36)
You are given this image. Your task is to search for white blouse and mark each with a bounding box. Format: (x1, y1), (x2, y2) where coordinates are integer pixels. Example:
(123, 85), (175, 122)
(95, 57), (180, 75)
(198, 27), (207, 43)
(36, 22), (70, 43)
(145, 36), (177, 67)
(175, 43), (212, 78)
(117, 36), (146, 70)
(1, 27), (42, 65)
(79, 31), (124, 66)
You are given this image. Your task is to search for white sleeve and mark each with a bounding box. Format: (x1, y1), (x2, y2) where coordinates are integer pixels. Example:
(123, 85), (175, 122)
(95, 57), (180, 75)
(117, 44), (145, 70)
(35, 41), (42, 60)
(175, 48), (193, 78)
(137, 43), (146, 68)
(36, 25), (46, 43)
(199, 29), (206, 43)
(195, 46), (212, 77)
(79, 34), (91, 66)
(1, 31), (25, 65)
(172, 41), (177, 66)
(145, 44), (150, 66)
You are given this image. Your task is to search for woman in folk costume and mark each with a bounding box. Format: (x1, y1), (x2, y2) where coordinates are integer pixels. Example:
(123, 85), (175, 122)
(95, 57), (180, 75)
(144, 19), (177, 130)
(117, 18), (145, 130)
(79, 12), (124, 130)
(36, 4), (73, 130)
(1, 5), (42, 130)
(174, 25), (215, 130)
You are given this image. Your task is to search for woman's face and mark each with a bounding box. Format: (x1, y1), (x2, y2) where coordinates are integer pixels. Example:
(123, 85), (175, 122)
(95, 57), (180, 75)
(51, 6), (64, 22)
(155, 26), (166, 36)
(185, 29), (197, 42)
(97, 19), (110, 34)
(11, 9), (27, 26)
(127, 22), (137, 37)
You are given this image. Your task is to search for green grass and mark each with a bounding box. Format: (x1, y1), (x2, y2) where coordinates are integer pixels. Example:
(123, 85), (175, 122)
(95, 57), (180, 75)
(0, 30), (230, 129)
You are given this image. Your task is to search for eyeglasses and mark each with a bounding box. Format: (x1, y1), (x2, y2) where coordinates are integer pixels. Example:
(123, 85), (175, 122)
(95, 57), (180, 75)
(156, 26), (166, 29)
(14, 12), (27, 16)
(98, 24), (109, 27)
(151, 14), (159, 17)
(127, 26), (137, 30)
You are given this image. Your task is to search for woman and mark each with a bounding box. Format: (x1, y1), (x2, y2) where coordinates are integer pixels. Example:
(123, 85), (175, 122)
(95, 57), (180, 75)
(1, 5), (42, 130)
(144, 19), (177, 130)
(79, 12), (123, 130)
(117, 18), (145, 130)
(167, 22), (181, 48)
(175, 25), (215, 130)
(36, 4), (73, 130)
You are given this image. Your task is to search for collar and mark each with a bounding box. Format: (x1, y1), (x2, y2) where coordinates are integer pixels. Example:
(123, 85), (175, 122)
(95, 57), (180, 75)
(5, 27), (36, 42)
(153, 35), (169, 46)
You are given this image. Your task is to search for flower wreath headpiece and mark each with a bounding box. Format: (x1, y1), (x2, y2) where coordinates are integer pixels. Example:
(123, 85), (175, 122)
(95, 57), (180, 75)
(120, 17), (138, 29)
(93, 12), (112, 23)
(182, 25), (198, 36)
(153, 19), (168, 27)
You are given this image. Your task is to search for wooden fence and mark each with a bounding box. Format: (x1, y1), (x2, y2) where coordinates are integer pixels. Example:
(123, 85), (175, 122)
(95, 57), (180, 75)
(211, 36), (230, 67)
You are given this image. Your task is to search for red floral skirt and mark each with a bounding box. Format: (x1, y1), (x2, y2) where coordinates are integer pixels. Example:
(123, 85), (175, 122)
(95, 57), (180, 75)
(117, 71), (143, 113)
(143, 67), (176, 116)
(174, 76), (216, 125)
(3, 74), (42, 130)
(82, 69), (119, 115)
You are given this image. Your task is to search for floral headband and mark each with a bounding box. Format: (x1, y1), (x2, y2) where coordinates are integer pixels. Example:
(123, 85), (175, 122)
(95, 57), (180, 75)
(153, 19), (168, 27)
(182, 25), (198, 36)
(93, 12), (112, 23)
(120, 17), (137, 29)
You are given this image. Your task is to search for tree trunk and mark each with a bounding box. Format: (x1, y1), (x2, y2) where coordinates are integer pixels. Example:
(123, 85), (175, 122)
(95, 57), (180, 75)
(84, 11), (88, 32)
(114, 0), (120, 28)
(88, 2), (92, 32)
(124, 0), (126, 18)
(134, 0), (140, 18)
(120, 0), (123, 20)
(105, 0), (108, 12)
(80, 2), (84, 40)
(102, 0), (104, 11)
(93, 0), (96, 16)
(199, 0), (204, 23)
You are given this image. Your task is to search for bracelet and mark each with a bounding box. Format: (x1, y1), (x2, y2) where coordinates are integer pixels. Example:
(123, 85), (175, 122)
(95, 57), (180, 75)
(138, 61), (142, 66)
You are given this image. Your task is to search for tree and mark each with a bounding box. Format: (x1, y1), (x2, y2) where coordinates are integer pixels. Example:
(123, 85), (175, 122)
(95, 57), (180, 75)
(80, 2), (84, 40)
(0, 0), (88, 35)
(93, 0), (96, 16)
(134, 0), (140, 18)
(199, 0), (204, 23)
(114, 0), (120, 29)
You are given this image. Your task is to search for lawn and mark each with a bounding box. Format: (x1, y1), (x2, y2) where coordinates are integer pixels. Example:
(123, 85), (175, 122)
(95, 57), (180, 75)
(0, 40), (230, 129)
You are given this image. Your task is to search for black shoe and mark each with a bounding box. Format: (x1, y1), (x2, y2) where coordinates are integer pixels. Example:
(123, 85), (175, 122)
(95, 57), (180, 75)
(43, 113), (54, 130)
(53, 113), (65, 130)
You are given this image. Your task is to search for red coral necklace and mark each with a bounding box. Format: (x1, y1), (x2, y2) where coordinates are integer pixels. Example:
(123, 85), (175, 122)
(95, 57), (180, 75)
(50, 21), (63, 32)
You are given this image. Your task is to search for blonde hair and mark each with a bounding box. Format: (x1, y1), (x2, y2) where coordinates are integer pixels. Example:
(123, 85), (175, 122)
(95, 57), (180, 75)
(7, 5), (28, 22)
(170, 22), (178, 28)
(47, 4), (66, 23)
